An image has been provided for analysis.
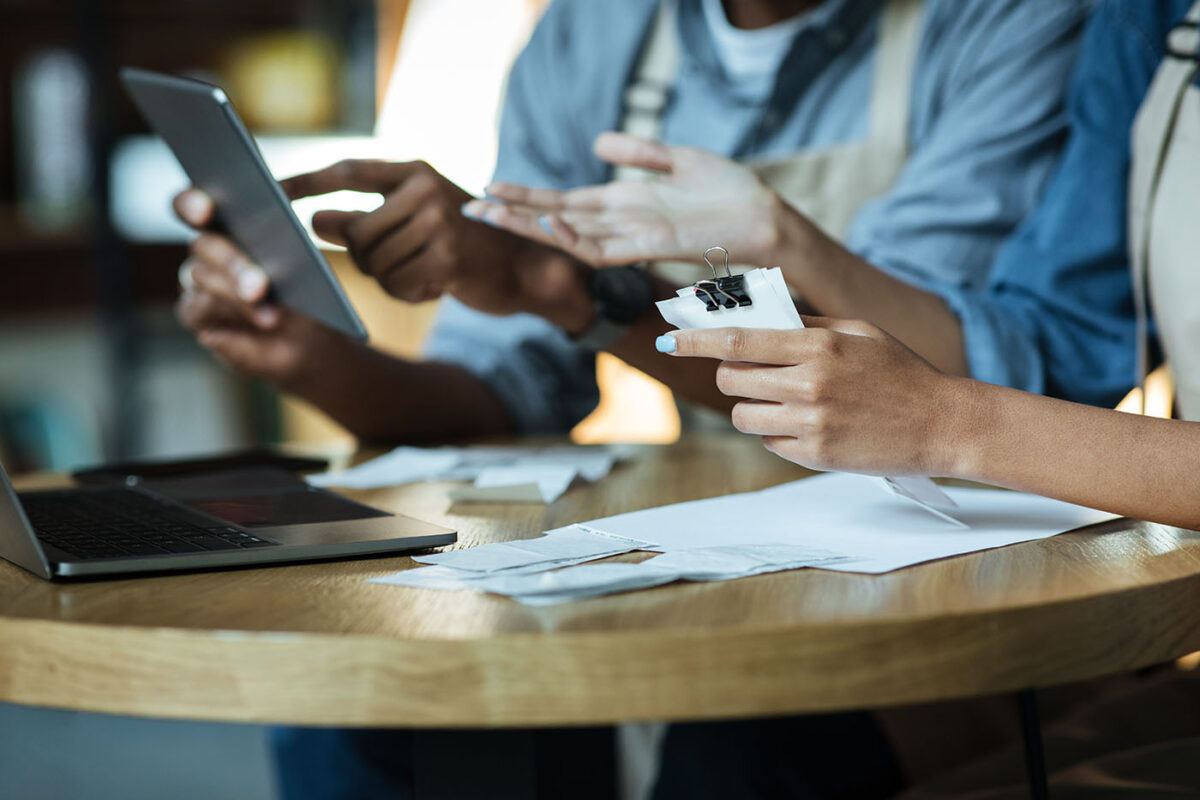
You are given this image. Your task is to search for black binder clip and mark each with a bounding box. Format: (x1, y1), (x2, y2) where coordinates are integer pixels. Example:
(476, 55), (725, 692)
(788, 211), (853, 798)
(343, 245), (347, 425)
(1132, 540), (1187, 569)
(693, 246), (752, 311)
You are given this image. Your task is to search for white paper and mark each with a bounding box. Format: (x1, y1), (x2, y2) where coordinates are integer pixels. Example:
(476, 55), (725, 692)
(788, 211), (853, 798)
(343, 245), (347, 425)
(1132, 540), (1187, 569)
(307, 444), (621, 491)
(307, 447), (461, 489)
(878, 477), (966, 527)
(412, 527), (650, 572)
(369, 558), (628, 590)
(489, 544), (850, 606)
(656, 266), (964, 525)
(656, 267), (804, 330)
(559, 473), (1118, 574)
(375, 543), (851, 605)
(448, 465), (579, 504)
(643, 543), (850, 580)
(477, 562), (680, 601)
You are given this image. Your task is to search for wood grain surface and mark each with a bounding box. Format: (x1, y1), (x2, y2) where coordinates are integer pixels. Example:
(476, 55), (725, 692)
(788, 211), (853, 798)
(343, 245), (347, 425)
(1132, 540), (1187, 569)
(2, 436), (1199, 727)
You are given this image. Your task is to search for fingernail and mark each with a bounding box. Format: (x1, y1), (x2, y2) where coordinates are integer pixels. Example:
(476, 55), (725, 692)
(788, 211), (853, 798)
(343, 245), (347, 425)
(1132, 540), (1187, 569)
(238, 266), (267, 301)
(539, 215), (555, 236)
(464, 205), (503, 230)
(180, 190), (208, 221)
(254, 306), (279, 328)
(655, 334), (677, 353)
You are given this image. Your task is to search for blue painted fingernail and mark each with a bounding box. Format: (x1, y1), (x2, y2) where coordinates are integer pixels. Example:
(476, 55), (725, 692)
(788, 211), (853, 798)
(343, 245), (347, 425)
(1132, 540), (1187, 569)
(459, 203), (479, 219)
(463, 203), (503, 229)
(655, 335), (677, 353)
(539, 215), (555, 236)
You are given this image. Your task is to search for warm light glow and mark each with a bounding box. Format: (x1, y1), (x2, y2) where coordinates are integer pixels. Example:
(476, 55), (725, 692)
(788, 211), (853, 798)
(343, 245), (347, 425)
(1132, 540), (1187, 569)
(572, 355), (682, 444)
(1115, 364), (1175, 418)
(373, 0), (539, 195)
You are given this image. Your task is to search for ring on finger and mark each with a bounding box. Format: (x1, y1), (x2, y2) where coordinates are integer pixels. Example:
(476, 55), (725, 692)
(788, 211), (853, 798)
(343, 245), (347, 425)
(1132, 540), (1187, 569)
(177, 259), (197, 293)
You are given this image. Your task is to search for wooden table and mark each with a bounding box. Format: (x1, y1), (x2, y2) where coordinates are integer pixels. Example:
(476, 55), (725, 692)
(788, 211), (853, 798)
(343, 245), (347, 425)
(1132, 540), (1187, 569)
(3, 435), (1200, 735)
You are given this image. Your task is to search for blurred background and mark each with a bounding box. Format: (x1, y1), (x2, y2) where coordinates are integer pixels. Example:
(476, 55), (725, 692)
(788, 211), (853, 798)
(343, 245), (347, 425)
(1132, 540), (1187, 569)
(0, 0), (671, 483)
(0, 2), (590, 797)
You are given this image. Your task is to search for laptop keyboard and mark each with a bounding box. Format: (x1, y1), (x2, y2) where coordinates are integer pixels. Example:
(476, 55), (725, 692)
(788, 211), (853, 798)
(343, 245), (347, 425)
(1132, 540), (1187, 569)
(19, 488), (280, 561)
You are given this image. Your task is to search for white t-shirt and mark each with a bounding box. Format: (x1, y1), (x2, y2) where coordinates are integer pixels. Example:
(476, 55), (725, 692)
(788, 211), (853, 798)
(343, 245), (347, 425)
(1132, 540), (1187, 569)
(700, 0), (811, 100)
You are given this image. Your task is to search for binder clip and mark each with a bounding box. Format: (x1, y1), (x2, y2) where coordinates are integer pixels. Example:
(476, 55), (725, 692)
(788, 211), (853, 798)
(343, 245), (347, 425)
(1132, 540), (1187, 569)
(693, 246), (753, 311)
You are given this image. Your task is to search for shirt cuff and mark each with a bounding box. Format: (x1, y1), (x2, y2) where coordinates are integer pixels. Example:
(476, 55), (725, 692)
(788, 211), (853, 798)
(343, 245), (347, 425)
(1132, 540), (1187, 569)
(938, 286), (1046, 395)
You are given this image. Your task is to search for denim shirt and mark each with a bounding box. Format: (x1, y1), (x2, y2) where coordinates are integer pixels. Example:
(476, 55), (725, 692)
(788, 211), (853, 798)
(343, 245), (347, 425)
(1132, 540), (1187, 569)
(947, 0), (1196, 408)
(423, 0), (1090, 433)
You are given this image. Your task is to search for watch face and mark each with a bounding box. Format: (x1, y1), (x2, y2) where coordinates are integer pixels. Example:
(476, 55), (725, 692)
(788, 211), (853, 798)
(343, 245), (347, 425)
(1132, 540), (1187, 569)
(591, 266), (655, 324)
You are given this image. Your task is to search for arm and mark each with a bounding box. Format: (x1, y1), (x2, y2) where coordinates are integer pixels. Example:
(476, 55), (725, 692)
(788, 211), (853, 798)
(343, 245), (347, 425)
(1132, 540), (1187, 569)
(663, 324), (1200, 530)
(470, 140), (968, 375)
(473, 0), (1089, 378)
(951, 380), (1200, 530)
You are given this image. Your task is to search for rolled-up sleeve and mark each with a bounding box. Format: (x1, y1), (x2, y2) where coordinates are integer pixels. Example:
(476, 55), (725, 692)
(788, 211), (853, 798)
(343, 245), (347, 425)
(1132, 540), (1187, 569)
(942, 0), (1171, 407)
(423, 298), (600, 434)
(847, 0), (1090, 309)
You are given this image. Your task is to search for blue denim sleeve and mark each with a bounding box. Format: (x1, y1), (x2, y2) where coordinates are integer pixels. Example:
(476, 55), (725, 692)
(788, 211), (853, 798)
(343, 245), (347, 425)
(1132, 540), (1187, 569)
(423, 298), (600, 434)
(943, 0), (1178, 407)
(420, 0), (614, 434)
(847, 0), (1091, 299)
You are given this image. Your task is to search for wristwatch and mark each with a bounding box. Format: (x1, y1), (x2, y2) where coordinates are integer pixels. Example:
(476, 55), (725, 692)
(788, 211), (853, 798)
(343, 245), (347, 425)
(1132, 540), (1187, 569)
(572, 264), (657, 351)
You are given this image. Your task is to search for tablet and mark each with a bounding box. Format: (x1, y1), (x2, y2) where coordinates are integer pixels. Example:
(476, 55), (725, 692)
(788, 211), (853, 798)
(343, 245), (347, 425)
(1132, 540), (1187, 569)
(120, 67), (368, 341)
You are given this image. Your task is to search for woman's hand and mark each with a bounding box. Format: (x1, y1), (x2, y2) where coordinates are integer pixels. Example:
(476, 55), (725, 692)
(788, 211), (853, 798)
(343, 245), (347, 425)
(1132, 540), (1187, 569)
(463, 132), (786, 267)
(659, 318), (974, 476)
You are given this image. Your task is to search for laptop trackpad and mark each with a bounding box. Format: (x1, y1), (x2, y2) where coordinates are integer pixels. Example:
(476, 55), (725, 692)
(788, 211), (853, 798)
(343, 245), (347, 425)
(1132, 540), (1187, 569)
(183, 487), (388, 528)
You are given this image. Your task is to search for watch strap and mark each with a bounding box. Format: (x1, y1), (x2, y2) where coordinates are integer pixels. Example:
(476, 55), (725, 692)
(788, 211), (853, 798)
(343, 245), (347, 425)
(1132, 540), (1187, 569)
(572, 314), (630, 352)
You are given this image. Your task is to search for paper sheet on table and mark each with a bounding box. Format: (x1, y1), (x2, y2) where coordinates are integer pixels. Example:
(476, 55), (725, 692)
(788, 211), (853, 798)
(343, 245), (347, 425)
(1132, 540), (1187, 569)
(410, 527), (651, 573)
(656, 266), (961, 524)
(478, 543), (851, 605)
(306, 447), (461, 489)
(448, 465), (579, 504)
(371, 543), (852, 604)
(549, 473), (1118, 574)
(307, 444), (620, 492)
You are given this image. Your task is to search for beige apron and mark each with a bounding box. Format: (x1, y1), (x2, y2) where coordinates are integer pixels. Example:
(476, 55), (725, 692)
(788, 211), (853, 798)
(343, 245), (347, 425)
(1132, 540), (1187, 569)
(609, 4), (925, 795)
(1130, 1), (1200, 420)
(574, 0), (926, 444)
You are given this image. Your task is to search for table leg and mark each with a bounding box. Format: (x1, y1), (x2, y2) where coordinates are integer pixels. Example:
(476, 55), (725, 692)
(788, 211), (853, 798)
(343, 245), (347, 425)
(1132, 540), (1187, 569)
(1017, 689), (1049, 800)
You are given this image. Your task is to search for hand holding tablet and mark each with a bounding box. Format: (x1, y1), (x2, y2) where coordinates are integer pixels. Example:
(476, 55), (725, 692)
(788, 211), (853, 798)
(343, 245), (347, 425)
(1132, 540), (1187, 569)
(120, 67), (367, 341)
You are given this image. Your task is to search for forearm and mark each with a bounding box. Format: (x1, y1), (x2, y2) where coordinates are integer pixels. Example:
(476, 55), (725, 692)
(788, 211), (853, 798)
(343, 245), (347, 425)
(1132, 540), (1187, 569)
(282, 338), (512, 443)
(769, 201), (970, 376)
(944, 379), (1200, 529)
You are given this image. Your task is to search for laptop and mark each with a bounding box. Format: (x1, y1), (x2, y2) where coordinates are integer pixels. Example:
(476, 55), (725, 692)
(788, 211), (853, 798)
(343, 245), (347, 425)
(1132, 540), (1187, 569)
(0, 458), (456, 580)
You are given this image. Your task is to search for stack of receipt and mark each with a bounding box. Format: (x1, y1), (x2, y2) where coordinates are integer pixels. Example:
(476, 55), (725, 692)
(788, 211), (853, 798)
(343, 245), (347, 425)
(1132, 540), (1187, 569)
(372, 541), (849, 606)
(369, 473), (1117, 605)
(308, 444), (626, 503)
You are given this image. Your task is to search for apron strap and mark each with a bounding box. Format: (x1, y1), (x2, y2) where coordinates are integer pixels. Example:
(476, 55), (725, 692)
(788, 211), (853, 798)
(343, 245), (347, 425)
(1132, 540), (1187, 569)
(868, 0), (924, 148)
(1128, 0), (1200, 409)
(614, 1), (680, 181)
(615, 0), (925, 174)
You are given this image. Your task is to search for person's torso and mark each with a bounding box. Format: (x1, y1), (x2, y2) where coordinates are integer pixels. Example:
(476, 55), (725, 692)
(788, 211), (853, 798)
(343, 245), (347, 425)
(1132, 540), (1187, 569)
(618, 0), (922, 294)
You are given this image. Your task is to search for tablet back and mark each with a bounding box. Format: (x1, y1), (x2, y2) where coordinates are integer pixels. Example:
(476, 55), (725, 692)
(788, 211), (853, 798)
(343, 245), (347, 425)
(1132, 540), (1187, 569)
(121, 67), (367, 341)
